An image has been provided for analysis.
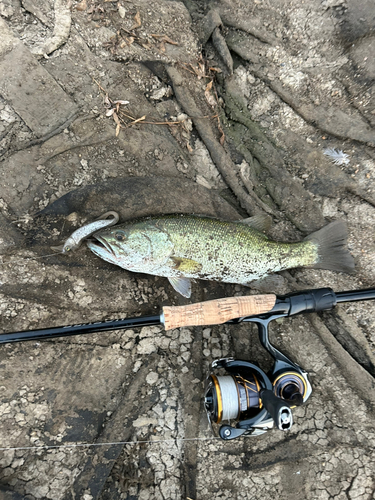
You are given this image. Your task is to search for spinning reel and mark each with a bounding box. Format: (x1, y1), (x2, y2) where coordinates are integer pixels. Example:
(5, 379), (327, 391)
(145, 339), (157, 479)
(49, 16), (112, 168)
(205, 310), (312, 440)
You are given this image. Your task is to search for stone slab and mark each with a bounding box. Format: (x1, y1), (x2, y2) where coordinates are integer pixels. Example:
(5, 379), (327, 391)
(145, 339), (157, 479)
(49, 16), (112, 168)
(0, 18), (78, 137)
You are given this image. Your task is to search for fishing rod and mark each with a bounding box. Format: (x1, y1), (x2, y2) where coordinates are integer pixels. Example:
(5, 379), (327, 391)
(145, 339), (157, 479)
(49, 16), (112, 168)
(1, 287), (374, 344)
(1, 287), (374, 440)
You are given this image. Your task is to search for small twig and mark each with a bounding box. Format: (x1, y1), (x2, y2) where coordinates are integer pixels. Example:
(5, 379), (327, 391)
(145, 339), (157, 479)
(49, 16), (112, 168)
(92, 77), (108, 95)
(131, 120), (184, 126)
(178, 61), (207, 80)
(178, 64), (198, 77)
(129, 115), (146, 125)
(117, 110), (137, 121)
(211, 81), (225, 144)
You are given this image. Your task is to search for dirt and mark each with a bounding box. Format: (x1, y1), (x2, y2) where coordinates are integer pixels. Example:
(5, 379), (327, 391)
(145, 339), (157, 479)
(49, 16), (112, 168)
(0, 0), (375, 499)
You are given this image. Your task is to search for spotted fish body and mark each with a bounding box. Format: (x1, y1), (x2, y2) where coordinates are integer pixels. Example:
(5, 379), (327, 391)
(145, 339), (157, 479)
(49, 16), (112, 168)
(87, 214), (354, 297)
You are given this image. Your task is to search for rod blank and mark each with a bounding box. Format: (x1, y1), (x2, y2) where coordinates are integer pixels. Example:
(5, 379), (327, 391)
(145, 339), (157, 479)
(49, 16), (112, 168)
(335, 288), (375, 304)
(0, 315), (161, 344)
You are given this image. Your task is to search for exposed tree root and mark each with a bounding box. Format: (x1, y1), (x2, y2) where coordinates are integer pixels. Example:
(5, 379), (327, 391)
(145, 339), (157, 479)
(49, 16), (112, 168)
(30, 0), (72, 57)
(166, 65), (272, 217)
(222, 78), (326, 232)
(309, 315), (375, 410)
(226, 32), (375, 147)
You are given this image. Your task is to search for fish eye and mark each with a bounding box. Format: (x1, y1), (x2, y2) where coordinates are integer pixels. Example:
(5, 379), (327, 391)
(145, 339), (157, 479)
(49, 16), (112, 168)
(115, 231), (126, 242)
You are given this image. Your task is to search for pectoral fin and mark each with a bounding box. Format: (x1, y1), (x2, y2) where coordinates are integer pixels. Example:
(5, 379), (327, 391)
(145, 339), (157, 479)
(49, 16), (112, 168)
(168, 277), (192, 298)
(169, 257), (202, 274)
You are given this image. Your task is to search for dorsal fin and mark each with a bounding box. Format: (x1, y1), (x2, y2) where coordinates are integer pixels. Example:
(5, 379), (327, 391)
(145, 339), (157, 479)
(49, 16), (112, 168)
(237, 214), (272, 233)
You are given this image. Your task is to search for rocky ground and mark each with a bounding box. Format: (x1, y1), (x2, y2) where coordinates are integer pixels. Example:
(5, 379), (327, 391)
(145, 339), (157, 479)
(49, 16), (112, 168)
(0, 0), (375, 499)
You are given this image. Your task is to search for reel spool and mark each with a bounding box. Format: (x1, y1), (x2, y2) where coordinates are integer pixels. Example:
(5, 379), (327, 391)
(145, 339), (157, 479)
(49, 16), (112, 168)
(205, 371), (261, 424)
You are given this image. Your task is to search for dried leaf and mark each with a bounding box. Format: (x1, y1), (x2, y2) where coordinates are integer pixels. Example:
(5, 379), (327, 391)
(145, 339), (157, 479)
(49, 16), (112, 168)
(113, 100), (130, 105)
(104, 95), (111, 107)
(204, 81), (216, 108)
(163, 35), (178, 46)
(168, 124), (179, 139)
(151, 34), (178, 46)
(76, 0), (87, 11)
(106, 109), (115, 117)
(113, 112), (121, 126)
(118, 4), (126, 18)
(115, 123), (121, 136)
(130, 11), (141, 30)
(198, 62), (206, 78)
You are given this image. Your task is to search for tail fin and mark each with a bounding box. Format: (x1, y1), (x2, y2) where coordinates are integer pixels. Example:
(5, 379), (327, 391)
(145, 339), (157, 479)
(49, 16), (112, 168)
(305, 220), (355, 274)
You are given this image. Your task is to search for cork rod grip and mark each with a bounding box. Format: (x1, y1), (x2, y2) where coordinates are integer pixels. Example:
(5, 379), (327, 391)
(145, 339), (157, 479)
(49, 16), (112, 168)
(162, 295), (277, 330)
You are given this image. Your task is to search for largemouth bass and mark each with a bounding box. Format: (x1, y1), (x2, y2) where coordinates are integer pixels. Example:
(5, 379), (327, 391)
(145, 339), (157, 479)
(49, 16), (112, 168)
(87, 214), (354, 298)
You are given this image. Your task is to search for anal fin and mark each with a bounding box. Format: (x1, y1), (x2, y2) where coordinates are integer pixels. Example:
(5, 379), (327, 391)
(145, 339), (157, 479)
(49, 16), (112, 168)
(245, 275), (286, 293)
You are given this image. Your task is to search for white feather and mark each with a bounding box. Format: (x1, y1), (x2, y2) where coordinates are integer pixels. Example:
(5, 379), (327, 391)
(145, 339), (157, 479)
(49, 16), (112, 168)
(323, 148), (350, 166)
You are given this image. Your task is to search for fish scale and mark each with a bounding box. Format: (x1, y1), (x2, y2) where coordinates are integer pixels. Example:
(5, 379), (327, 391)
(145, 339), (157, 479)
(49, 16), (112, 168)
(87, 214), (354, 298)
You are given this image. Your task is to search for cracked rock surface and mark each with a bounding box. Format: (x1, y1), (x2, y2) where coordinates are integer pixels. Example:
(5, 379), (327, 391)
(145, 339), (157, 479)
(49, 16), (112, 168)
(0, 0), (375, 499)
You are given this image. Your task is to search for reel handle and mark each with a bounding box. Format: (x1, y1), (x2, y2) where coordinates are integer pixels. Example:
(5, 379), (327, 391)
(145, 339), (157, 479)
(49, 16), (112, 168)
(162, 295), (276, 330)
(260, 389), (293, 431)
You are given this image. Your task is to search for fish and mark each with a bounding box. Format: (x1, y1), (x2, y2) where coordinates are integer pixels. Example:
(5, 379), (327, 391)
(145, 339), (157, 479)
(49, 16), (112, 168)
(52, 211), (119, 253)
(87, 214), (354, 298)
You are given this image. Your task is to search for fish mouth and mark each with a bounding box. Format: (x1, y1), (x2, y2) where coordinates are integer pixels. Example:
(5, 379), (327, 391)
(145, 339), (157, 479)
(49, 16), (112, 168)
(87, 235), (115, 256)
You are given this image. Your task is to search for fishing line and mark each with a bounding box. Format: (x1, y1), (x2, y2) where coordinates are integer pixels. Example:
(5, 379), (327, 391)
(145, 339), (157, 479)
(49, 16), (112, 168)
(35, 251), (64, 259)
(0, 251), (65, 266)
(215, 375), (239, 421)
(0, 252), (65, 269)
(0, 436), (220, 452)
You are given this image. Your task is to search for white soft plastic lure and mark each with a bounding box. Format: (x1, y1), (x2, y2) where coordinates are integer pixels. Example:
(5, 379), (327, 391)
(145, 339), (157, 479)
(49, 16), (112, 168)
(52, 211), (119, 253)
